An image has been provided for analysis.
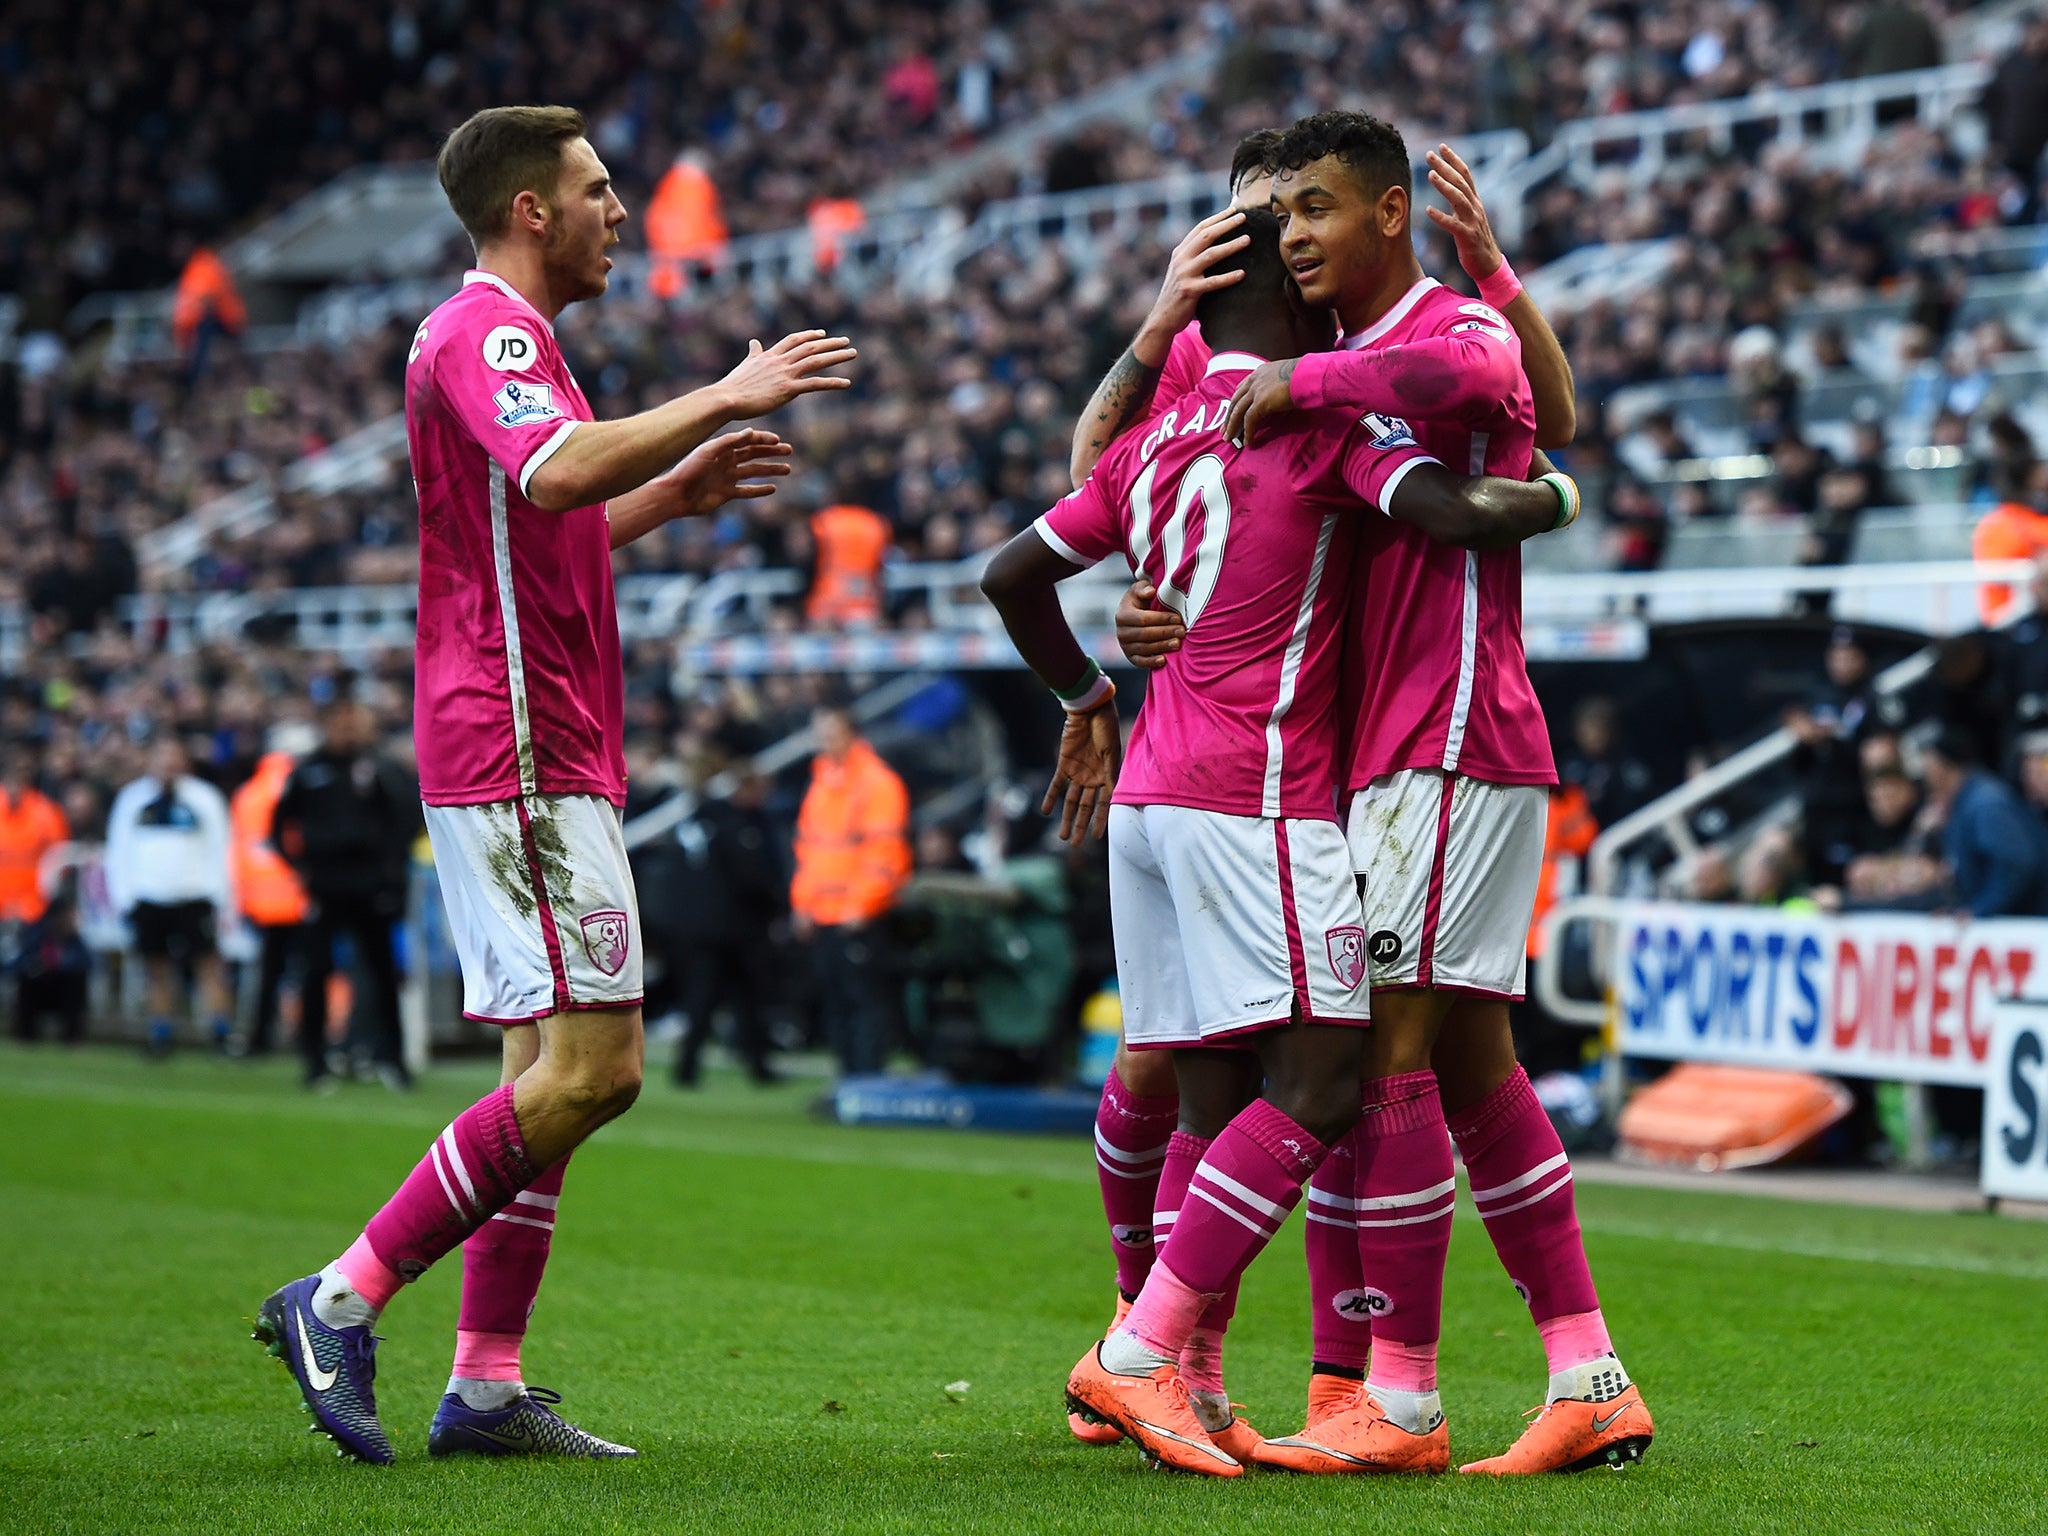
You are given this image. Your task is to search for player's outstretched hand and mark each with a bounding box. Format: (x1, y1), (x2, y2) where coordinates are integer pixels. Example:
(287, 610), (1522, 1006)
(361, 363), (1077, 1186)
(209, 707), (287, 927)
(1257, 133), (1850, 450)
(1424, 143), (1505, 285)
(719, 331), (858, 419)
(1043, 694), (1122, 844)
(1137, 210), (1251, 356)
(1222, 358), (1299, 449)
(666, 429), (794, 517)
(1114, 579), (1185, 670)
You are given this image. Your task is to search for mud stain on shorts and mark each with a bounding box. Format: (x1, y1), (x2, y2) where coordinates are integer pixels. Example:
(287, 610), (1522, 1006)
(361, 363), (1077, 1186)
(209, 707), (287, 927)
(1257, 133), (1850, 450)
(479, 798), (578, 918)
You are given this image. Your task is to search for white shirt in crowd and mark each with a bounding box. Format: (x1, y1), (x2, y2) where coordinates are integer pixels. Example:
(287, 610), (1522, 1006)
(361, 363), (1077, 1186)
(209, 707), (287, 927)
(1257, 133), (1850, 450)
(105, 773), (233, 914)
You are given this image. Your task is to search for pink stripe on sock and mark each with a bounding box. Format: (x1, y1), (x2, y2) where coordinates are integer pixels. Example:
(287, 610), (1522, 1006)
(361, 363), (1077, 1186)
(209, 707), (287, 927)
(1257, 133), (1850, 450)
(363, 1083), (537, 1283)
(1368, 1338), (1438, 1394)
(451, 1329), (525, 1382)
(1449, 1067), (1601, 1326)
(1122, 1260), (1216, 1362)
(1537, 1309), (1614, 1374)
(335, 1233), (402, 1311)
(458, 1154), (569, 1339)
(1306, 1129), (1372, 1371)
(1095, 1067), (1179, 1297)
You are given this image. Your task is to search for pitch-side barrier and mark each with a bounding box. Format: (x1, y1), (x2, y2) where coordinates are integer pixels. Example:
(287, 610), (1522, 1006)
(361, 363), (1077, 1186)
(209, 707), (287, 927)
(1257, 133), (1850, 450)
(1535, 895), (2048, 1194)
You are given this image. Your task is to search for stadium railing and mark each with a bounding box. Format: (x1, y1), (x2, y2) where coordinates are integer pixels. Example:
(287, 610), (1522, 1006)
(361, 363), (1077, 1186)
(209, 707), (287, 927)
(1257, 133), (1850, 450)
(1489, 62), (1990, 246)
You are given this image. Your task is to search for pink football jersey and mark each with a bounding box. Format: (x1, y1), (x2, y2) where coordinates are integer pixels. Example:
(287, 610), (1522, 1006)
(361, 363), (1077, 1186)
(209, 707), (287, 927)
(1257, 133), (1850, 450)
(1036, 351), (1436, 821)
(1295, 278), (1558, 789)
(405, 271), (626, 807)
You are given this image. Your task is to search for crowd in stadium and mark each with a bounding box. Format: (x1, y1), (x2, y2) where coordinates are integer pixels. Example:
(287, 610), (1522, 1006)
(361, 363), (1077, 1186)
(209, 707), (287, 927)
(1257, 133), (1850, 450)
(6, 1), (2048, 1102)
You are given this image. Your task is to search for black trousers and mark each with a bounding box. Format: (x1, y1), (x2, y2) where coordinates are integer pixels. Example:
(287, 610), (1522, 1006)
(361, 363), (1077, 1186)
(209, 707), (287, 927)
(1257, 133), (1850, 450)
(813, 923), (891, 1078)
(299, 902), (403, 1080)
(15, 969), (87, 1043)
(244, 921), (303, 1055)
(674, 939), (771, 1082)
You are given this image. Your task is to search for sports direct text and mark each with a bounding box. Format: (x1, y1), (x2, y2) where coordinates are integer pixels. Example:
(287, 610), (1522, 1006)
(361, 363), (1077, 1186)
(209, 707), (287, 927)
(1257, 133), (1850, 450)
(1615, 903), (2048, 1087)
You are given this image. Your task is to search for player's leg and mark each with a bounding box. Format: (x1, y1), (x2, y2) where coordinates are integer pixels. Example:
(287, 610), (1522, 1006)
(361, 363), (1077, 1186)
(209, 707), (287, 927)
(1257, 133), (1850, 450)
(296, 915), (337, 1088)
(1416, 778), (1650, 1472)
(1093, 1034), (1179, 1308)
(194, 911), (234, 1054)
(1158, 1047), (1260, 1455)
(254, 795), (645, 1463)
(1074, 811), (1367, 1475)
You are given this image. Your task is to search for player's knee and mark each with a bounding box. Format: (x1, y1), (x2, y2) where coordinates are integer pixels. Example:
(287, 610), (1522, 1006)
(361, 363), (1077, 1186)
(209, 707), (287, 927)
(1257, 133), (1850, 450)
(1271, 1075), (1360, 1147)
(1114, 1040), (1176, 1098)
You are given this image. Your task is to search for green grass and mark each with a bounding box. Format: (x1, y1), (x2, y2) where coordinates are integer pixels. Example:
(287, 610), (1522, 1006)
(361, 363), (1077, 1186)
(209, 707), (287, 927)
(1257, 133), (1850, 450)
(3, 1045), (2046, 1534)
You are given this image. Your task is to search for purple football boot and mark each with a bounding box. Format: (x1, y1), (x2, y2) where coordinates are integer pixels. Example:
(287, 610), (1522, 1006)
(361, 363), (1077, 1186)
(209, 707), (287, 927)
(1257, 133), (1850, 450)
(427, 1387), (637, 1458)
(252, 1275), (395, 1464)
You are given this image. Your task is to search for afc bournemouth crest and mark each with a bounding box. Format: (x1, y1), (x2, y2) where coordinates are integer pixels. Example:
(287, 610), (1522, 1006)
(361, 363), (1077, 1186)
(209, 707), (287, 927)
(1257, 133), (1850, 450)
(1326, 926), (1367, 989)
(580, 910), (631, 977)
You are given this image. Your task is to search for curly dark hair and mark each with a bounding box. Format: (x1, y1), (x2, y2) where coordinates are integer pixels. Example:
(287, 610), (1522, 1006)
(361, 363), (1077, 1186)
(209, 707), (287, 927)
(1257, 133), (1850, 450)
(1228, 128), (1285, 194)
(1274, 111), (1410, 200)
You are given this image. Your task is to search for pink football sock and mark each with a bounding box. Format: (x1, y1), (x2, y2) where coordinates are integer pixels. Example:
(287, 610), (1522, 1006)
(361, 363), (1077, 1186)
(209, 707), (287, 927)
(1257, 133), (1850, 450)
(1448, 1066), (1608, 1372)
(1125, 1100), (1326, 1361)
(350, 1084), (538, 1288)
(1152, 1129), (1239, 1384)
(1093, 1067), (1178, 1298)
(453, 1153), (571, 1382)
(1353, 1071), (1455, 1392)
(1304, 1128), (1373, 1374)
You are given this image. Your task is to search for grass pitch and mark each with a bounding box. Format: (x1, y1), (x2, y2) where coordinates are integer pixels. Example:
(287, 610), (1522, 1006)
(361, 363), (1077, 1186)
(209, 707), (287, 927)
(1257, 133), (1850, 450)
(3, 1045), (2045, 1534)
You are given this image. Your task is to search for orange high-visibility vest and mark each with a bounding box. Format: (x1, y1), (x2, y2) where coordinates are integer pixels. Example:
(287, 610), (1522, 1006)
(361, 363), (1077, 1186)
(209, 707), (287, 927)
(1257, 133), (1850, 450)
(171, 248), (246, 350)
(806, 197), (866, 272)
(645, 158), (729, 299)
(790, 740), (910, 927)
(1972, 500), (2048, 624)
(232, 751), (309, 926)
(806, 503), (891, 626)
(1528, 782), (1598, 958)
(0, 787), (67, 922)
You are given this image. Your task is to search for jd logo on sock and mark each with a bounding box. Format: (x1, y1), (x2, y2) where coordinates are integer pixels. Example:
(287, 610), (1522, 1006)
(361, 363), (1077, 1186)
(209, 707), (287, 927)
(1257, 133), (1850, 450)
(1334, 1287), (1393, 1319)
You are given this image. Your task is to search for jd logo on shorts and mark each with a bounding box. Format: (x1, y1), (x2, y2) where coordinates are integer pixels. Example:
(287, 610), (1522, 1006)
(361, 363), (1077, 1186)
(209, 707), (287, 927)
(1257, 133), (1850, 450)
(580, 910), (631, 977)
(1369, 930), (1403, 965)
(1326, 926), (1367, 988)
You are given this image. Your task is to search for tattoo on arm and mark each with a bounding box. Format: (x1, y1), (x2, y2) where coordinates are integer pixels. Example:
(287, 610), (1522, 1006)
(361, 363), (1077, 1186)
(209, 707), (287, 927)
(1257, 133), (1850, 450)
(1072, 347), (1164, 484)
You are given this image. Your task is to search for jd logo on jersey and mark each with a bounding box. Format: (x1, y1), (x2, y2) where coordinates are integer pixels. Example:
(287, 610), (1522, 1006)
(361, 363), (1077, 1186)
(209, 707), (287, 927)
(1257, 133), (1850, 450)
(580, 910), (631, 977)
(483, 324), (537, 370)
(493, 380), (562, 429)
(1326, 926), (1367, 988)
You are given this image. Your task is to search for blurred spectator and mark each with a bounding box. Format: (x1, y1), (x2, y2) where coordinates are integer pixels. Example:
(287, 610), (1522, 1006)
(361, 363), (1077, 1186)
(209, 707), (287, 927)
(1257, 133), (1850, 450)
(1736, 825), (1807, 907)
(2002, 566), (2048, 760)
(0, 745), (69, 925)
(14, 890), (90, 1045)
(1845, 1), (1942, 84)
(1529, 781), (1598, 960)
(272, 699), (419, 1091)
(790, 705), (910, 1077)
(1787, 627), (1900, 884)
(229, 722), (316, 1058)
(1831, 763), (1945, 910)
(170, 247), (247, 381)
(666, 762), (785, 1088)
(1559, 697), (1656, 829)
(1982, 12), (2048, 221)
(105, 735), (234, 1057)
(1921, 727), (2048, 918)
(2018, 731), (2048, 817)
(806, 502), (893, 629)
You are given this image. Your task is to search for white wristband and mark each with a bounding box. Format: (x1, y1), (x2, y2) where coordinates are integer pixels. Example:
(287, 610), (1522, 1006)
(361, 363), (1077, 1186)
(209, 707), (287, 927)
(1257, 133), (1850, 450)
(1539, 471), (1580, 531)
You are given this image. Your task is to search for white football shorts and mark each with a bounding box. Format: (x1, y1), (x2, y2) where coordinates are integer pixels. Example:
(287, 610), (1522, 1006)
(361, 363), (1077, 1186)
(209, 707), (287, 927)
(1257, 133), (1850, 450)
(1346, 768), (1546, 999)
(1109, 802), (1371, 1051)
(424, 792), (644, 1024)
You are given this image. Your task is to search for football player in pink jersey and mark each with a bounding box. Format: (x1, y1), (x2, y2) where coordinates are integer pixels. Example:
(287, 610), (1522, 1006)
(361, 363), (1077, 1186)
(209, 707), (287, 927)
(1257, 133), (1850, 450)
(981, 210), (1579, 1476)
(1120, 112), (1653, 1477)
(252, 105), (855, 1465)
(1062, 132), (1588, 1455)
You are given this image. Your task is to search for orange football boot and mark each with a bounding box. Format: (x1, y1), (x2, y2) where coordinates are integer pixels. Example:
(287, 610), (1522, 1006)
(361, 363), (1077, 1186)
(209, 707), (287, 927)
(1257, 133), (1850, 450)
(1204, 1406), (1267, 1466)
(1459, 1384), (1653, 1474)
(1065, 1344), (1242, 1477)
(1068, 1296), (1134, 1446)
(1252, 1390), (1449, 1475)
